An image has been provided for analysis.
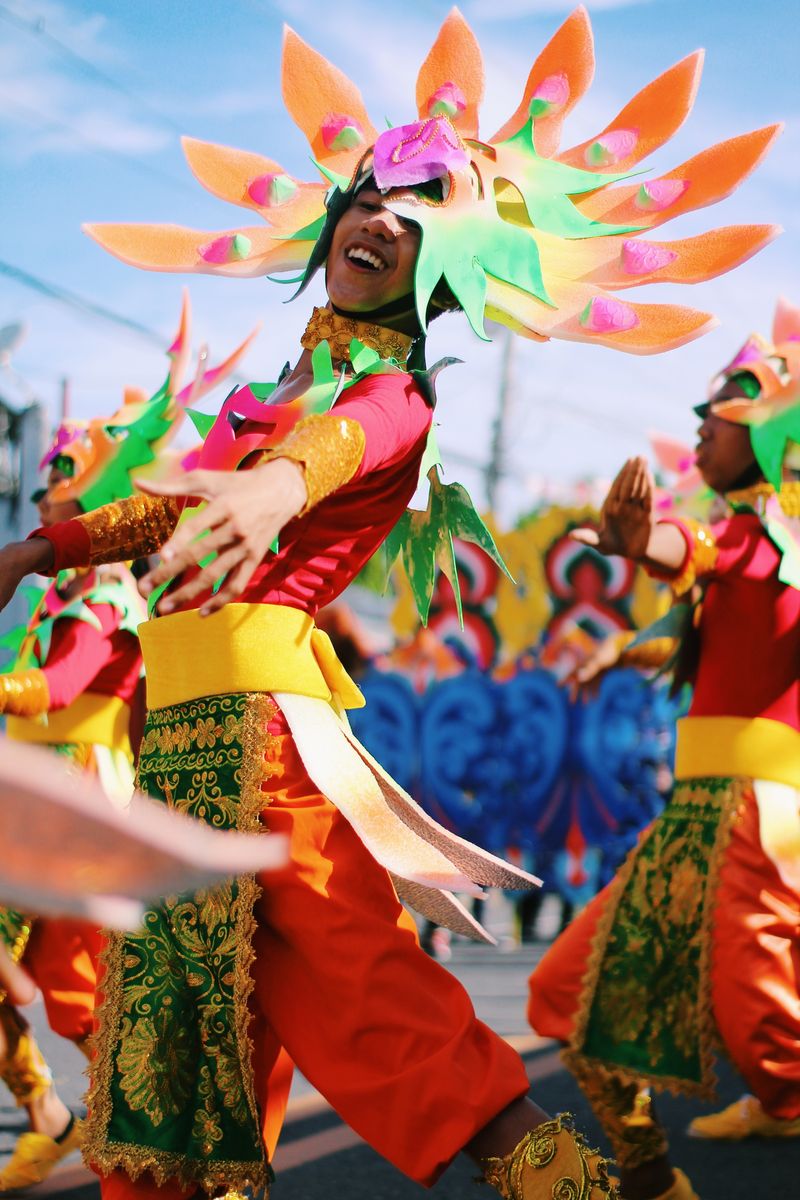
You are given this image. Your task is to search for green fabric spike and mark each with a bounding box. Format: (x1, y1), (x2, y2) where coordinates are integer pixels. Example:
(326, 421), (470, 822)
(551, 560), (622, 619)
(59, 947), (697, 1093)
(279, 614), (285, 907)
(766, 515), (800, 591)
(497, 121), (645, 241)
(748, 401), (800, 490)
(32, 598), (103, 666)
(0, 585), (46, 669)
(80, 390), (174, 511)
(383, 467), (512, 626)
(409, 358), (461, 409)
(83, 576), (143, 638)
(410, 204), (549, 338)
(187, 410), (217, 439)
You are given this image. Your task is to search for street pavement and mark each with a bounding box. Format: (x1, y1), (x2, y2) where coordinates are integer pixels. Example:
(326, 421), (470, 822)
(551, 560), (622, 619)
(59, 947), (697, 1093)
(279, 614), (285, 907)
(1, 900), (796, 1199)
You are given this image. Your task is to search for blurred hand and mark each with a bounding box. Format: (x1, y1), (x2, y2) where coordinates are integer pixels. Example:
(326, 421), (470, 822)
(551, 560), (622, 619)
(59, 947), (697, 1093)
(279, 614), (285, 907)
(564, 632), (626, 701)
(572, 457), (654, 560)
(137, 458), (308, 617)
(0, 539), (54, 614)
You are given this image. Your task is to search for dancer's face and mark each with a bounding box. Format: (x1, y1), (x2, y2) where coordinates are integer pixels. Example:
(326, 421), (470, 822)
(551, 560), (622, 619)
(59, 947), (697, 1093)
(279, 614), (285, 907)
(694, 378), (759, 494)
(325, 187), (421, 313)
(36, 466), (82, 526)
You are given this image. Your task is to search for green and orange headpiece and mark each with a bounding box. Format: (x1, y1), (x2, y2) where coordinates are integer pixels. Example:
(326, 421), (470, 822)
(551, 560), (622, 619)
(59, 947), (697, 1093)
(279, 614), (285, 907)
(84, 6), (780, 356)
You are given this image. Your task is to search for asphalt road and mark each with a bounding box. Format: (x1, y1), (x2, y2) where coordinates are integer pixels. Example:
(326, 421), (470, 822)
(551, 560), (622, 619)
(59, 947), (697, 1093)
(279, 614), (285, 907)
(1, 920), (796, 1199)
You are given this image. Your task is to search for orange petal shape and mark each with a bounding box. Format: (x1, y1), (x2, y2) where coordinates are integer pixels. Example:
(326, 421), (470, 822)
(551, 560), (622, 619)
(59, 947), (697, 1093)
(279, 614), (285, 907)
(573, 124), (783, 229)
(415, 7), (484, 140)
(83, 222), (314, 278)
(558, 51), (703, 173)
(536, 224), (780, 290)
(485, 275), (716, 353)
(490, 6), (595, 158)
(773, 296), (800, 346)
(166, 288), (192, 396)
(123, 386), (149, 407)
(281, 26), (377, 169)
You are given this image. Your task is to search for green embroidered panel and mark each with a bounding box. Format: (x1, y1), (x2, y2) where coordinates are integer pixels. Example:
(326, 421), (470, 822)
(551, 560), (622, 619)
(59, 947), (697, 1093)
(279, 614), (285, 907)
(87, 693), (270, 1194)
(578, 776), (742, 1091)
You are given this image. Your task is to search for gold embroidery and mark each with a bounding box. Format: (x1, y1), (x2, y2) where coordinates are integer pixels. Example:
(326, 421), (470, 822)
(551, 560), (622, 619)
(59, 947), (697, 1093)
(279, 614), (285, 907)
(301, 305), (412, 365)
(727, 479), (800, 517)
(568, 1061), (668, 1170)
(567, 777), (748, 1100)
(667, 518), (719, 598)
(0, 1007), (53, 1105)
(83, 692), (278, 1196)
(77, 494), (181, 566)
(262, 413), (366, 512)
(0, 670), (50, 717)
(482, 1113), (619, 1199)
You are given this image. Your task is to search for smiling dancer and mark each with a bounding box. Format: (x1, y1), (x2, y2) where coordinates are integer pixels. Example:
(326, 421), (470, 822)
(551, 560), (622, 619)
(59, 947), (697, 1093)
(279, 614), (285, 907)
(0, 8), (781, 1199)
(528, 298), (800, 1200)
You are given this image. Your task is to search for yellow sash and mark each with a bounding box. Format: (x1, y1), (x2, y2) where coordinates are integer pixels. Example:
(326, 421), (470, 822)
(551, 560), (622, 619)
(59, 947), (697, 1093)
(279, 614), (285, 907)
(7, 693), (132, 755)
(674, 716), (800, 788)
(138, 604), (365, 712)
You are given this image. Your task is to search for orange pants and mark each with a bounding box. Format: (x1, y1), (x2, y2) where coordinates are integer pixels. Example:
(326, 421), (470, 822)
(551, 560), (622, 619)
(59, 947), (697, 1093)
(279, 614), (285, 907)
(98, 731), (529, 1197)
(528, 788), (800, 1119)
(24, 918), (102, 1044)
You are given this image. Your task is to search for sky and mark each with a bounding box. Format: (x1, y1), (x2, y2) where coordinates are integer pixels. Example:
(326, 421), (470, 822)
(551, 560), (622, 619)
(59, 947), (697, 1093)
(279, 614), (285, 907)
(1, 0), (798, 525)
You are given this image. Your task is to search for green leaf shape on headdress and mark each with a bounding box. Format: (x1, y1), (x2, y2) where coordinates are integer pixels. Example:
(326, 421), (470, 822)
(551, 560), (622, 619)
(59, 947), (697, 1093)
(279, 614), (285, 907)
(383, 465), (511, 626)
(0, 585), (46, 670)
(748, 400), (800, 490)
(12, 572), (143, 669)
(79, 379), (174, 512)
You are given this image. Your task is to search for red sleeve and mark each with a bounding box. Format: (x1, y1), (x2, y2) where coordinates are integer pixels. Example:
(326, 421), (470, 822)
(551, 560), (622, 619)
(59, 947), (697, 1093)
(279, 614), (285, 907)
(28, 521), (92, 573)
(332, 373), (432, 479)
(39, 605), (121, 710)
(661, 513), (766, 581)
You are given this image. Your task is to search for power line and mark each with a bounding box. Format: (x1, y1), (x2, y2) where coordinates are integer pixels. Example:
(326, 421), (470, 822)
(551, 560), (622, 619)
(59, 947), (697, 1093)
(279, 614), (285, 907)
(0, 259), (168, 348)
(0, 0), (186, 138)
(1, 92), (197, 198)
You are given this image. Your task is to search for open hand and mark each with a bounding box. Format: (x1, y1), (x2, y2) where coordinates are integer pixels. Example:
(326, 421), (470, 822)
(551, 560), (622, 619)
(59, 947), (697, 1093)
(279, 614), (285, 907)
(572, 457), (654, 560)
(137, 458), (307, 617)
(564, 632), (626, 701)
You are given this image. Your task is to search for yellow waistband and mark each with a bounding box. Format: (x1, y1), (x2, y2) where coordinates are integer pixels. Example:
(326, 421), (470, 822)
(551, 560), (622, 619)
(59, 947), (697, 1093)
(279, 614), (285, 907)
(7, 693), (132, 755)
(138, 604), (365, 712)
(675, 716), (800, 788)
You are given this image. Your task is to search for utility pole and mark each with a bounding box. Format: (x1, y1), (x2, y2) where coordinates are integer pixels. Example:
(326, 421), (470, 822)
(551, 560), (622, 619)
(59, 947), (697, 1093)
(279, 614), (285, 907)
(486, 326), (514, 513)
(60, 376), (71, 421)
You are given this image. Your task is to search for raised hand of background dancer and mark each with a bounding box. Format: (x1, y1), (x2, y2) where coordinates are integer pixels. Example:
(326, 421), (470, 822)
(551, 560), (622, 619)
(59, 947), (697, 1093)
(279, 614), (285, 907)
(564, 631), (625, 701)
(0, 538), (53, 614)
(136, 458), (308, 617)
(572, 457), (654, 559)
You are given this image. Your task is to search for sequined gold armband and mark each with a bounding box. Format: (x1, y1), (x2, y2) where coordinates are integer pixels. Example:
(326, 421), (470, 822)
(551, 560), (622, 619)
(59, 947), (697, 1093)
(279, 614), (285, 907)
(666, 519), (718, 598)
(262, 413), (366, 512)
(620, 636), (677, 671)
(482, 1113), (620, 1198)
(0, 670), (50, 717)
(77, 494), (181, 565)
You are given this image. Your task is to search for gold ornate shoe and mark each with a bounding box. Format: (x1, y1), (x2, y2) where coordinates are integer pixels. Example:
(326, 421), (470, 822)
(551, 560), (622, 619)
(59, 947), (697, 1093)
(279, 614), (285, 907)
(482, 1113), (619, 1198)
(0, 1117), (83, 1192)
(688, 1093), (800, 1140)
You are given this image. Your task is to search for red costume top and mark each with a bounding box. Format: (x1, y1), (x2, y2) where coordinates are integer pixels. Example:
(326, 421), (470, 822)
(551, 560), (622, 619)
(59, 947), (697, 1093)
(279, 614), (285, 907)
(33, 373), (433, 617)
(37, 604), (141, 710)
(666, 512), (800, 732)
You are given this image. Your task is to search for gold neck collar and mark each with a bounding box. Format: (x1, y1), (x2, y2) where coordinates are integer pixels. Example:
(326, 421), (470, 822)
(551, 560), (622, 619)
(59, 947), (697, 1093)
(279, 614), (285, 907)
(301, 306), (413, 366)
(727, 479), (800, 517)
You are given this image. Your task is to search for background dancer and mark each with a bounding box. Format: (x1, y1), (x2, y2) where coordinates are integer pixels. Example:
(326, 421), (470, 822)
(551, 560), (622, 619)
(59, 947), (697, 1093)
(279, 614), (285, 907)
(528, 299), (800, 1200)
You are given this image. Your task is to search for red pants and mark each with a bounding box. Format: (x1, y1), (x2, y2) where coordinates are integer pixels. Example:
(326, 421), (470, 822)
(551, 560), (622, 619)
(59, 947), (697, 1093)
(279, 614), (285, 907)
(25, 918), (102, 1044)
(528, 789), (800, 1119)
(99, 731), (529, 1197)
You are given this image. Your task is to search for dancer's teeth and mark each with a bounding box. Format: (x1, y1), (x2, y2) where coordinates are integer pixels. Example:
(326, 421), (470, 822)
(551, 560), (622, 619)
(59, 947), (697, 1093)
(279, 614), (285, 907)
(347, 247), (385, 271)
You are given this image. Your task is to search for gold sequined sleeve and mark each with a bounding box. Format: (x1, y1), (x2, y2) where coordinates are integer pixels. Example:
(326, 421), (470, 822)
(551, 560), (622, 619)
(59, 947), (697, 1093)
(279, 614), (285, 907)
(656, 518), (719, 597)
(261, 413), (366, 513)
(77, 495), (181, 565)
(0, 670), (50, 717)
(615, 631), (677, 670)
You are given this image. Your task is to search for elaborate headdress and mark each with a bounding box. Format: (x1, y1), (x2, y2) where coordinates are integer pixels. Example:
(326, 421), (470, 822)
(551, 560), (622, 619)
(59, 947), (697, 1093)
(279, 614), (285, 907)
(42, 292), (256, 511)
(84, 6), (780, 356)
(707, 297), (800, 490)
